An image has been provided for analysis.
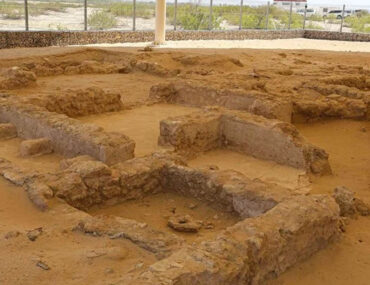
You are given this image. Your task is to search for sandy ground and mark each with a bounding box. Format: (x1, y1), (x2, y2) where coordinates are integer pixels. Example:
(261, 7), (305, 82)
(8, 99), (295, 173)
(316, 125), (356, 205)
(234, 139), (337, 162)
(0, 46), (369, 284)
(90, 191), (240, 243)
(85, 38), (370, 53)
(79, 104), (197, 157)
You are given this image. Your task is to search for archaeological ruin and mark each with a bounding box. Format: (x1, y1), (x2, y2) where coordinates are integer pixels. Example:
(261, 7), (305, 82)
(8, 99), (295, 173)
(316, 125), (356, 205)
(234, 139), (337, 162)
(0, 45), (369, 285)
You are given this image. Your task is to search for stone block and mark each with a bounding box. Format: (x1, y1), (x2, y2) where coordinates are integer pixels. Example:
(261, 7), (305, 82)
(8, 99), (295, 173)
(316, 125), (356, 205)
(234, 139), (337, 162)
(20, 138), (53, 157)
(0, 123), (17, 139)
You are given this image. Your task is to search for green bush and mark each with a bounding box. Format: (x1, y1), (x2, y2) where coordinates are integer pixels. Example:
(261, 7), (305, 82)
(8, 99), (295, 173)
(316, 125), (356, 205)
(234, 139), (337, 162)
(305, 23), (324, 30)
(0, 2), (23, 19)
(88, 10), (117, 30)
(175, 4), (221, 30)
(345, 14), (370, 33)
(107, 2), (154, 19)
(307, 14), (323, 22)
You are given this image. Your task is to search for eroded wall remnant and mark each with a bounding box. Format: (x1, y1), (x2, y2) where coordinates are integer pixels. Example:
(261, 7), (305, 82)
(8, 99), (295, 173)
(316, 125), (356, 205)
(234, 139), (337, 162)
(159, 108), (331, 175)
(150, 81), (293, 122)
(0, 100), (135, 165)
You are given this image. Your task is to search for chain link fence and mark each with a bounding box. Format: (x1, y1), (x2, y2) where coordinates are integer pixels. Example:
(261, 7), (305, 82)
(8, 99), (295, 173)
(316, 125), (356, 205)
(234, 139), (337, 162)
(0, 0), (369, 33)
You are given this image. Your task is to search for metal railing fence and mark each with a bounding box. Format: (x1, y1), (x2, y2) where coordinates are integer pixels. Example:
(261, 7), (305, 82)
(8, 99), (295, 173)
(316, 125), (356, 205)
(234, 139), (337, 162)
(0, 0), (369, 33)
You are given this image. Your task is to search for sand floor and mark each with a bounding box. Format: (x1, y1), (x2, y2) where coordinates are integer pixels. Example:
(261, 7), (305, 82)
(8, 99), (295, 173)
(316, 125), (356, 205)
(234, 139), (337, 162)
(85, 38), (370, 53)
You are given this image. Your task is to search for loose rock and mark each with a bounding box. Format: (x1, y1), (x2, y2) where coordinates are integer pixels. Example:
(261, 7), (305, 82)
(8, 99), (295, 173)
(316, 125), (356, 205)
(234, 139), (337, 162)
(27, 227), (43, 241)
(167, 215), (202, 233)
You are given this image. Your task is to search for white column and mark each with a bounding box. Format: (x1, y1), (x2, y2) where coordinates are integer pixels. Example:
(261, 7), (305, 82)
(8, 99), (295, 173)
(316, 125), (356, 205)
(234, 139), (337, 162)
(154, 0), (166, 45)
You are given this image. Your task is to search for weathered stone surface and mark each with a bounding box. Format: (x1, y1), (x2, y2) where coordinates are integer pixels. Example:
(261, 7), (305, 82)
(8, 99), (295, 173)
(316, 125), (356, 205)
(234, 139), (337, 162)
(0, 157), (55, 210)
(25, 181), (54, 211)
(0, 67), (37, 89)
(158, 108), (331, 174)
(77, 215), (184, 259)
(159, 111), (221, 154)
(0, 157), (39, 186)
(293, 95), (368, 122)
(333, 186), (370, 217)
(48, 152), (175, 210)
(20, 138), (53, 157)
(167, 215), (202, 233)
(0, 101), (135, 165)
(125, 195), (340, 285)
(161, 164), (301, 218)
(150, 81), (292, 122)
(59, 155), (95, 170)
(0, 123), (17, 139)
(44, 150), (299, 216)
(19, 87), (123, 117)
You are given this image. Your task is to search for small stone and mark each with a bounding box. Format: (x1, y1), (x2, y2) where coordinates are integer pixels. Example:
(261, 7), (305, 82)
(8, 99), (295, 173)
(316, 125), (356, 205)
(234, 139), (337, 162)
(135, 262), (144, 269)
(106, 246), (128, 261)
(333, 186), (370, 217)
(213, 214), (219, 220)
(360, 127), (367, 132)
(139, 223), (148, 229)
(204, 223), (215, 230)
(85, 248), (107, 259)
(333, 186), (356, 217)
(187, 203), (197, 210)
(109, 232), (123, 239)
(0, 123), (17, 140)
(20, 138), (53, 157)
(168, 215), (202, 233)
(36, 261), (50, 270)
(104, 268), (114, 274)
(207, 165), (219, 171)
(354, 198), (370, 216)
(143, 45), (153, 52)
(27, 227), (43, 241)
(4, 230), (21, 239)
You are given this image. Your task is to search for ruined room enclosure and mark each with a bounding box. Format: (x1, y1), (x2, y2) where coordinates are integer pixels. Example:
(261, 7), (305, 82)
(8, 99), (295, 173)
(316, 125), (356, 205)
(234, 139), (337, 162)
(0, 47), (369, 285)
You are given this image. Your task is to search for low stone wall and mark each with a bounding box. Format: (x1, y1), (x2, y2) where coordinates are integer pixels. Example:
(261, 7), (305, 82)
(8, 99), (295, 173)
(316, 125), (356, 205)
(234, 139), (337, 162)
(126, 195), (340, 285)
(150, 81), (292, 122)
(0, 29), (368, 49)
(45, 151), (302, 216)
(304, 30), (370, 42)
(0, 100), (135, 165)
(159, 108), (331, 174)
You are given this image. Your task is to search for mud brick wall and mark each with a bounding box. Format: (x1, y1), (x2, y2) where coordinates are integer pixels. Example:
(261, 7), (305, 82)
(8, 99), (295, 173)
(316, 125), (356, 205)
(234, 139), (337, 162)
(0, 101), (135, 165)
(304, 30), (370, 42)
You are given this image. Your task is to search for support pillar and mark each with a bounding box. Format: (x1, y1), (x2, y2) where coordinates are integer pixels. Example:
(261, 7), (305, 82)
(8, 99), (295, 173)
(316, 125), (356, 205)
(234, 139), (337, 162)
(154, 0), (166, 45)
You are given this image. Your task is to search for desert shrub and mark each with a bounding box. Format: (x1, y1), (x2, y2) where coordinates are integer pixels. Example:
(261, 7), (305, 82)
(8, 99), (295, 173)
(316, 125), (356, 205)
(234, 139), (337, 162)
(107, 2), (154, 19)
(88, 10), (117, 30)
(305, 23), (324, 30)
(345, 14), (370, 33)
(0, 2), (23, 19)
(178, 5), (221, 30)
